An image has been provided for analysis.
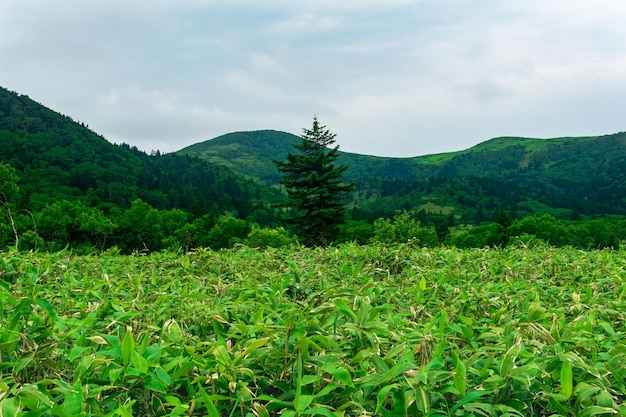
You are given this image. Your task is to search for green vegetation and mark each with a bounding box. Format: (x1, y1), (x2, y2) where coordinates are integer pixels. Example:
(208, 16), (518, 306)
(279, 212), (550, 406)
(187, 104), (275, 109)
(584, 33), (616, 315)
(2, 85), (626, 253)
(2, 244), (626, 416)
(0, 87), (276, 217)
(274, 117), (354, 247)
(371, 211), (439, 247)
(451, 214), (624, 251)
(0, 163), (20, 248)
(2, 84), (626, 415)
(177, 130), (301, 184)
(180, 129), (626, 221)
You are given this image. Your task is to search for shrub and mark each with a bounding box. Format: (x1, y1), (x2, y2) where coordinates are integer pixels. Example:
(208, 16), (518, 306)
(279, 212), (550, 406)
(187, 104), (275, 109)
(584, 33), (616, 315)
(371, 211), (438, 246)
(206, 216), (252, 250)
(244, 226), (296, 249)
(450, 223), (506, 248)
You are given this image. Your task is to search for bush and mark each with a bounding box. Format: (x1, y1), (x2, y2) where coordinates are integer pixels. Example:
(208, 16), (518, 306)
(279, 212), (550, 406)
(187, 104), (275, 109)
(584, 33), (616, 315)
(206, 216), (252, 250)
(17, 230), (44, 251)
(450, 223), (506, 248)
(340, 221), (375, 244)
(244, 226), (296, 249)
(371, 211), (438, 247)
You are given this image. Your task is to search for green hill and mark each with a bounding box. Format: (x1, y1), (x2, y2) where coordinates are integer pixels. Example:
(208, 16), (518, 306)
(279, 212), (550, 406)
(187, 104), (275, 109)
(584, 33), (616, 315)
(177, 130), (626, 221)
(0, 86), (276, 217)
(178, 130), (302, 183)
(2, 83), (625, 231)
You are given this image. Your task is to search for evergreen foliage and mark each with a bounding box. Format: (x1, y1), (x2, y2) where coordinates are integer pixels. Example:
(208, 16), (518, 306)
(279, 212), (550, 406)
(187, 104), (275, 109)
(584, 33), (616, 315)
(0, 86), (276, 216)
(1, 85), (625, 252)
(183, 128), (626, 221)
(274, 117), (354, 246)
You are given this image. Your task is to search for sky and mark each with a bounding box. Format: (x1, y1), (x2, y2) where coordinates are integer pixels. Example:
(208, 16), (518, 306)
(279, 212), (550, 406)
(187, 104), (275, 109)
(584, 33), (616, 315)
(1, 1), (626, 157)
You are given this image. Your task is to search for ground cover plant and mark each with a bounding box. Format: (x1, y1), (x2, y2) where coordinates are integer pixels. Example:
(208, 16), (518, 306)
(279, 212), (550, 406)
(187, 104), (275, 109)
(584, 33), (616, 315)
(1, 242), (625, 416)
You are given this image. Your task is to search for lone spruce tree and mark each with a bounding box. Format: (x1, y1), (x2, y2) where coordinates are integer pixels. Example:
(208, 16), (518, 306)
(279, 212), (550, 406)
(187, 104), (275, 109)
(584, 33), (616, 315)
(274, 116), (354, 247)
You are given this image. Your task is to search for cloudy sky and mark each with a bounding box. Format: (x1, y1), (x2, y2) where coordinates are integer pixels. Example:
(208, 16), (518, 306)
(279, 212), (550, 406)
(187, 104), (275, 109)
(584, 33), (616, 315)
(1, 1), (625, 157)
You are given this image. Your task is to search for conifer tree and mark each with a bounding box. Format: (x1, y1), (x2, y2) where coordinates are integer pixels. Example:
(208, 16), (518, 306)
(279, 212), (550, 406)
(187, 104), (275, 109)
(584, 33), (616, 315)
(274, 117), (354, 246)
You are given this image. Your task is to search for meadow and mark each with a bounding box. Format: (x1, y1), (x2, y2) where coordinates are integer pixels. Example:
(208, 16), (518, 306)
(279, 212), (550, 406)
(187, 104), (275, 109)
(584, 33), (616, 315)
(1, 242), (625, 416)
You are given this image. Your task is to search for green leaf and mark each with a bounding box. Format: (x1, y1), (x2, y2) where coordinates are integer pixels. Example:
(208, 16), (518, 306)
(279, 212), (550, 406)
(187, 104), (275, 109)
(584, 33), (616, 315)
(301, 375), (322, 386)
(155, 367), (171, 387)
(578, 405), (618, 417)
(109, 367), (124, 385)
(499, 340), (522, 378)
(376, 383), (400, 413)
(197, 383), (221, 417)
(164, 395), (182, 406)
(296, 395), (315, 414)
(14, 385), (54, 408)
(212, 345), (232, 367)
(321, 364), (354, 388)
(527, 301), (546, 322)
(302, 407), (337, 417)
(419, 276), (427, 291)
(36, 298), (59, 324)
(233, 337), (269, 366)
(1, 397), (21, 417)
(73, 355), (95, 383)
(8, 298), (31, 331)
(449, 390), (490, 415)
(313, 383), (340, 399)
(163, 318), (184, 343)
(574, 382), (600, 404)
(380, 356), (417, 384)
(560, 359), (573, 398)
(454, 356), (467, 396)
(356, 297), (372, 327)
(595, 390), (613, 408)
(115, 400), (136, 417)
(415, 386), (430, 414)
(69, 346), (91, 361)
(334, 300), (356, 321)
(547, 394), (572, 416)
(132, 351), (149, 374)
(63, 381), (83, 416)
(294, 353), (304, 414)
(121, 327), (135, 367)
(482, 374), (507, 391)
(144, 378), (167, 393)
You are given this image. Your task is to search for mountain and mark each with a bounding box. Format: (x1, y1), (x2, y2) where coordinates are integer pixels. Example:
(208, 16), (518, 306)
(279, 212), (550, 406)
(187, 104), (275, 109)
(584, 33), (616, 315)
(2, 83), (624, 229)
(177, 130), (437, 183)
(178, 130), (302, 184)
(177, 130), (626, 222)
(0, 86), (276, 217)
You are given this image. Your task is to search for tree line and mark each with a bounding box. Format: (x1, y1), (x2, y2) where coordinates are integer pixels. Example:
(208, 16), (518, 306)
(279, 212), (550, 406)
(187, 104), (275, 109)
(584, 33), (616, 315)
(1, 112), (624, 254)
(1, 194), (623, 253)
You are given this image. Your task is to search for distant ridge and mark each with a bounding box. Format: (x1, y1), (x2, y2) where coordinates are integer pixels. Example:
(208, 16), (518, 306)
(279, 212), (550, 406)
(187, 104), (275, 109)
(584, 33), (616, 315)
(0, 86), (276, 214)
(178, 129), (626, 218)
(178, 130), (301, 183)
(2, 83), (625, 224)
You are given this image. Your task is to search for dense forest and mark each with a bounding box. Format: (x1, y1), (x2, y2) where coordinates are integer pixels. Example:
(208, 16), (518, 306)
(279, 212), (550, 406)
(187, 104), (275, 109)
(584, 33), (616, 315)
(0, 85), (625, 252)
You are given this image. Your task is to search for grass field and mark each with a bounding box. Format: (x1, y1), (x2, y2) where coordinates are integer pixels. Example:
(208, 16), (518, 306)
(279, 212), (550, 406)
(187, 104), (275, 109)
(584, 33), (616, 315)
(1, 243), (625, 416)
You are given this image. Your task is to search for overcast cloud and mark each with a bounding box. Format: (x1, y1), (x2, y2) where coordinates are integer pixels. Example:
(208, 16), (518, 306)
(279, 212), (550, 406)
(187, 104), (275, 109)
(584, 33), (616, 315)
(1, 1), (625, 157)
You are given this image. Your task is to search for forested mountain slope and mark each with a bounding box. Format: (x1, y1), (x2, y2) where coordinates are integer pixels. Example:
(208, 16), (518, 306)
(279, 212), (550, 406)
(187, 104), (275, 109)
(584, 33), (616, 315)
(178, 130), (301, 184)
(2, 83), (624, 228)
(0, 86), (277, 217)
(179, 130), (626, 220)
